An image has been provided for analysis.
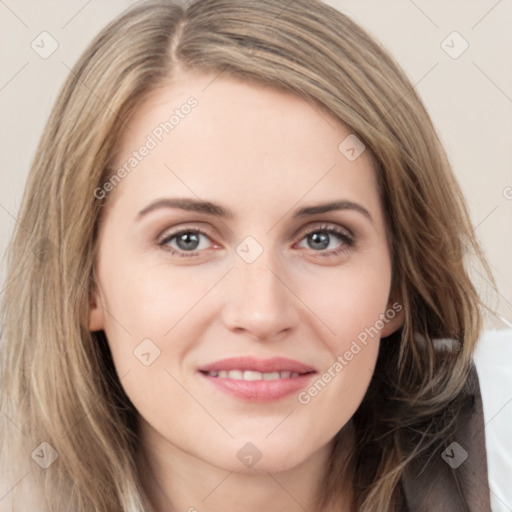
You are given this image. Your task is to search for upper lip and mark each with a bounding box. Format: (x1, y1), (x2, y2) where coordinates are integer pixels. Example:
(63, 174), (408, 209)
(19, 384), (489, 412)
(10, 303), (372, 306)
(198, 356), (316, 374)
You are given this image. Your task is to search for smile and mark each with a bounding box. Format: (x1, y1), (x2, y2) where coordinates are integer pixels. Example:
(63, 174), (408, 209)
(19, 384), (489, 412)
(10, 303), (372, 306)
(198, 356), (317, 402)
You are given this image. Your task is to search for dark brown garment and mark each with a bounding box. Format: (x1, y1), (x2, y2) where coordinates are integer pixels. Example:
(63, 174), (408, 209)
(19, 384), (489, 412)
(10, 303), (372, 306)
(402, 364), (491, 511)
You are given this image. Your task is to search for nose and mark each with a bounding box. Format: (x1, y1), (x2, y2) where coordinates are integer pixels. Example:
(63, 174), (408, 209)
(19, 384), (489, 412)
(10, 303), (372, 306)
(221, 249), (300, 341)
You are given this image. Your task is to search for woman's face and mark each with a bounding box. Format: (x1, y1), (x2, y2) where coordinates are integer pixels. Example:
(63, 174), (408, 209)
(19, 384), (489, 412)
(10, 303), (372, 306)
(89, 71), (403, 473)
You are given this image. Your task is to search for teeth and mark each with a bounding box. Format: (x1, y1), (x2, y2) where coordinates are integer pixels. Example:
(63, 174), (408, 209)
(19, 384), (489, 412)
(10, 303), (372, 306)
(244, 370), (262, 381)
(205, 370), (303, 380)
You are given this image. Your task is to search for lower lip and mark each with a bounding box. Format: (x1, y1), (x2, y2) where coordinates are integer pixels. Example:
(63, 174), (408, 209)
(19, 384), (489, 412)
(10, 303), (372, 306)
(199, 372), (316, 402)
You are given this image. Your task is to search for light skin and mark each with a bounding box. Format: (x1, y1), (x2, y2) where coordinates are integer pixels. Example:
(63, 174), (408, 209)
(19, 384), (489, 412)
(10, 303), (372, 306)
(89, 70), (404, 512)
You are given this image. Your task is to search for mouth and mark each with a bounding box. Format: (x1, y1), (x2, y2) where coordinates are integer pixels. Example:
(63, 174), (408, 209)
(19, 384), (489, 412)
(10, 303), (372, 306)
(197, 356), (317, 402)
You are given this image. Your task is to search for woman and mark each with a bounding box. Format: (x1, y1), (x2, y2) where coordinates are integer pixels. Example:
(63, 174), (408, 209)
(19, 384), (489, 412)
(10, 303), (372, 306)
(0, 0), (494, 510)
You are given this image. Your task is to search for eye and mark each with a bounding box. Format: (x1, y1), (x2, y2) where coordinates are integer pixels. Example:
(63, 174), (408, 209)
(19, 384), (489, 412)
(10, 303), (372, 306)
(158, 227), (215, 257)
(157, 223), (355, 259)
(295, 223), (355, 257)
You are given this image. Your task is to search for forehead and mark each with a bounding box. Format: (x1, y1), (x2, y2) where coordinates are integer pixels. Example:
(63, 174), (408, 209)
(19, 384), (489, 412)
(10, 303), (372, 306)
(106, 71), (381, 221)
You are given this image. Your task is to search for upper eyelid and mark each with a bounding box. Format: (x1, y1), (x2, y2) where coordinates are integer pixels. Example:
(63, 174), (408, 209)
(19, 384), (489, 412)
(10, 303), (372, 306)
(158, 225), (215, 244)
(300, 223), (353, 238)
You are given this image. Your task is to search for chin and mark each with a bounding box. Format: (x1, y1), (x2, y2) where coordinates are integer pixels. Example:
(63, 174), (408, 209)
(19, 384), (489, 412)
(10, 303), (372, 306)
(212, 435), (323, 475)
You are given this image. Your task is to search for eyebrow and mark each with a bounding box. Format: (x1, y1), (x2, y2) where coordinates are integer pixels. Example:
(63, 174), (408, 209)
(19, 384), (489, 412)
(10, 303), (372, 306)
(136, 197), (373, 223)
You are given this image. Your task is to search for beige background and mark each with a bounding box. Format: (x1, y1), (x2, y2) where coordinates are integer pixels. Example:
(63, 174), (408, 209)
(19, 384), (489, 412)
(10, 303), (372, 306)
(1, 0), (511, 326)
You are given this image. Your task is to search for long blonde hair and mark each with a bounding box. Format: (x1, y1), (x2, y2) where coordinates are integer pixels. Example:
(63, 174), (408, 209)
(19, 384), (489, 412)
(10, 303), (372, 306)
(0, 0), (494, 510)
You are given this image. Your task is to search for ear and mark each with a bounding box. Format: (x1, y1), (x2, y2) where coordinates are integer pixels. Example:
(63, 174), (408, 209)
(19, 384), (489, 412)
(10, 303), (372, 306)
(88, 282), (106, 332)
(380, 298), (405, 338)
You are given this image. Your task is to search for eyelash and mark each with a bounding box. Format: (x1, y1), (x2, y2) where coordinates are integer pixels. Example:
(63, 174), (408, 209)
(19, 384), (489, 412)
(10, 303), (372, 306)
(157, 223), (355, 259)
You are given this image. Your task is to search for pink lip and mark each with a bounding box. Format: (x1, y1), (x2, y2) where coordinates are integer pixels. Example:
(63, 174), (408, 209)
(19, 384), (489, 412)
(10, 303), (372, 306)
(198, 356), (317, 403)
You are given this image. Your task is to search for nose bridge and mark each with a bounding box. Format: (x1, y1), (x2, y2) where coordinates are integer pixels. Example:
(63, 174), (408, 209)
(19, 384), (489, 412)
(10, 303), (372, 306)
(222, 240), (298, 339)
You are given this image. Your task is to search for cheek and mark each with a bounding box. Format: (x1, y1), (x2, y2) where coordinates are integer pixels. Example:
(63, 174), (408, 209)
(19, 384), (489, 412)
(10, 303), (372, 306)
(299, 259), (392, 349)
(294, 270), (388, 439)
(96, 269), (198, 428)
(100, 262), (210, 338)
(97, 264), (215, 390)
(294, 256), (391, 404)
